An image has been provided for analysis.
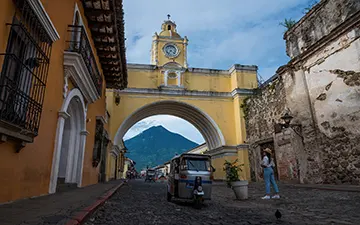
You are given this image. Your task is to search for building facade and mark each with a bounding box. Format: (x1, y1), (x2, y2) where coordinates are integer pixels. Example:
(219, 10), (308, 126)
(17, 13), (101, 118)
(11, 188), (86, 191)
(187, 143), (208, 154)
(246, 0), (360, 185)
(106, 19), (258, 181)
(0, 0), (127, 203)
(122, 157), (136, 179)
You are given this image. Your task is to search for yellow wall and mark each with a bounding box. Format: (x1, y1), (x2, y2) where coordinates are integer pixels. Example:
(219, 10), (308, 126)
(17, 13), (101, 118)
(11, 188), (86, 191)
(127, 69), (159, 89)
(156, 38), (186, 67)
(108, 94), (237, 145)
(106, 153), (116, 181)
(211, 152), (250, 181)
(108, 67), (256, 183)
(231, 70), (258, 90)
(0, 0), (109, 203)
(127, 69), (235, 93)
(184, 73), (231, 92)
(126, 67), (257, 92)
(212, 155), (237, 180)
(238, 149), (251, 181)
(107, 91), (253, 182)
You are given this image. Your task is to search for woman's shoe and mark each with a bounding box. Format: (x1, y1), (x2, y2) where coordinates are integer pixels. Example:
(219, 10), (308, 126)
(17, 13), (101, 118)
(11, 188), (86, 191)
(261, 195), (271, 200)
(272, 194), (280, 199)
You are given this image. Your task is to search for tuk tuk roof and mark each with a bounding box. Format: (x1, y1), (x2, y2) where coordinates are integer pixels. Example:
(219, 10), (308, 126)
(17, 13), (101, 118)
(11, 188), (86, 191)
(155, 165), (165, 169)
(171, 153), (211, 161)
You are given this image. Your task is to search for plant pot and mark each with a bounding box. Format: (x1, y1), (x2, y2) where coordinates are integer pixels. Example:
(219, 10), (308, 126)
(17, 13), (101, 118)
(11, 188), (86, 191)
(231, 180), (248, 200)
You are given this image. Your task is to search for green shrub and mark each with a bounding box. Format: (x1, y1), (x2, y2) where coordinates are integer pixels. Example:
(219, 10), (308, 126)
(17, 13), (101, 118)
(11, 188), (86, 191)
(223, 159), (244, 187)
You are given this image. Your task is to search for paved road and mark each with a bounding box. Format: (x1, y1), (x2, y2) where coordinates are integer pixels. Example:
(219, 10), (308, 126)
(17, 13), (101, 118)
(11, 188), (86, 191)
(84, 180), (360, 225)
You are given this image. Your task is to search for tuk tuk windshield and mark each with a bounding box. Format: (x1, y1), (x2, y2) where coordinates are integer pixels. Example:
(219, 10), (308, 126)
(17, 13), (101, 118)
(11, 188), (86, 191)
(147, 170), (155, 175)
(182, 158), (211, 171)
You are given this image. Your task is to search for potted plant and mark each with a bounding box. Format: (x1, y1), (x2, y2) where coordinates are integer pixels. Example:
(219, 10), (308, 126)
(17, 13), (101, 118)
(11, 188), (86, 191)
(223, 159), (249, 200)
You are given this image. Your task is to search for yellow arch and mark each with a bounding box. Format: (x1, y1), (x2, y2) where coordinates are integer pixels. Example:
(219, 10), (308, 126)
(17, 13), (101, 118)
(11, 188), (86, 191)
(114, 100), (225, 150)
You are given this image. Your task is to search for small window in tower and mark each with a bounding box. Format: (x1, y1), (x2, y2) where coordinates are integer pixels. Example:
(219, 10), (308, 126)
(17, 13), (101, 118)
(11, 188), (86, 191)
(168, 72), (177, 79)
(168, 25), (171, 30)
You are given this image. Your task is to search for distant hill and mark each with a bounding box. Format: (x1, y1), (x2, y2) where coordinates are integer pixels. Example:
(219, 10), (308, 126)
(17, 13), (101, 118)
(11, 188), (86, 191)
(124, 125), (199, 171)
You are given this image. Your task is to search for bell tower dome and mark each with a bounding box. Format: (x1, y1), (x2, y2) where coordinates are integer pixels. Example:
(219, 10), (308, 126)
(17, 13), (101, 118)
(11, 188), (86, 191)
(159, 19), (181, 38)
(150, 15), (188, 68)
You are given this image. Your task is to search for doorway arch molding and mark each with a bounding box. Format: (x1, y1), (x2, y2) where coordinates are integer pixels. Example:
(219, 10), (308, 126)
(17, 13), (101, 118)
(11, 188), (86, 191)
(49, 88), (87, 194)
(114, 100), (225, 150)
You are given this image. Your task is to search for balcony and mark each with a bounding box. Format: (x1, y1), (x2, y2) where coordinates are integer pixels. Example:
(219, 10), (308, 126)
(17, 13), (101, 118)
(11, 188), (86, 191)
(0, 12), (53, 148)
(64, 25), (103, 103)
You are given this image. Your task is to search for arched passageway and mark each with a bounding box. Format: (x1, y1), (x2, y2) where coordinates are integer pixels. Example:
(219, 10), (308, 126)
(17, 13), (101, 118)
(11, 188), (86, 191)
(114, 100), (225, 150)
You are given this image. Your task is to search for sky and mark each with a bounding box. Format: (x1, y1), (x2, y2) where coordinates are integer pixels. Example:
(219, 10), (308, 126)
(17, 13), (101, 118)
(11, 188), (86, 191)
(122, 0), (315, 144)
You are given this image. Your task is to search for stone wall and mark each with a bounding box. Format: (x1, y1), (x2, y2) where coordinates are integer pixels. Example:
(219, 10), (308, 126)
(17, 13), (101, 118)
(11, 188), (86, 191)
(244, 77), (287, 182)
(244, 77), (287, 144)
(246, 0), (360, 185)
(285, 0), (360, 58)
(274, 126), (307, 183)
(291, 35), (360, 184)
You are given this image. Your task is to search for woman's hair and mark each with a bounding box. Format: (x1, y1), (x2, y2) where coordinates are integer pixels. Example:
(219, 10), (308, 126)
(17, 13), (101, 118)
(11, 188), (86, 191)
(266, 152), (272, 164)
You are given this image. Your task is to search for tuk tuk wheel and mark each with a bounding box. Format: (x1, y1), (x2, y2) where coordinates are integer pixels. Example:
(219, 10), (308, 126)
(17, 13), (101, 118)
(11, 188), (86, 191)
(167, 192), (172, 202)
(193, 196), (203, 209)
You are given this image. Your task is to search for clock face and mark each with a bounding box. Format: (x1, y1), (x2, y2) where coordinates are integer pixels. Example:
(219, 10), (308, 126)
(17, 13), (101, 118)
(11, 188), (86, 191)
(163, 44), (179, 58)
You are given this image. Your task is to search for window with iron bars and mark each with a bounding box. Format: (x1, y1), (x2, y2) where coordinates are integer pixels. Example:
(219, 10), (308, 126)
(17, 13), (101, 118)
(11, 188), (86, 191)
(0, 0), (53, 140)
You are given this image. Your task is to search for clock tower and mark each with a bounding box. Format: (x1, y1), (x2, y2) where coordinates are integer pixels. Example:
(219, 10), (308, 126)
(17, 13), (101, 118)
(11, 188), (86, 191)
(150, 16), (188, 68)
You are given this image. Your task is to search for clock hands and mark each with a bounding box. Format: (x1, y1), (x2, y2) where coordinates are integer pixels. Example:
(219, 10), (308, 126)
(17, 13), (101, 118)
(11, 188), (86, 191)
(164, 44), (177, 57)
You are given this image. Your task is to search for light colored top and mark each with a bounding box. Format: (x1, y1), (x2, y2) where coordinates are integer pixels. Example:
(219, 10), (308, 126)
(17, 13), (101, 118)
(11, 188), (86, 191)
(261, 156), (275, 168)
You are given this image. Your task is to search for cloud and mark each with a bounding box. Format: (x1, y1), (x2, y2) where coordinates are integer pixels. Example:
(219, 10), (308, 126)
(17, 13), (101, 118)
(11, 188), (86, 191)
(124, 0), (310, 78)
(122, 0), (312, 143)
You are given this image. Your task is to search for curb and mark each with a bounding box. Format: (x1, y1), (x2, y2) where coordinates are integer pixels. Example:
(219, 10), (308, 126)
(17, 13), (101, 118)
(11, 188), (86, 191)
(65, 182), (125, 225)
(286, 184), (360, 193)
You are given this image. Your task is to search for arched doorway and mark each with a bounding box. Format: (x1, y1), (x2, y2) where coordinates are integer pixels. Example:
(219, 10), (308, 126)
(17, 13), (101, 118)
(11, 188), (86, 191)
(49, 88), (87, 194)
(114, 101), (225, 151)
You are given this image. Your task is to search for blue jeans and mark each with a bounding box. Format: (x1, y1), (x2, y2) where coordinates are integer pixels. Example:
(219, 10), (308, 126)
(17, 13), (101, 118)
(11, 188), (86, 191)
(264, 167), (279, 194)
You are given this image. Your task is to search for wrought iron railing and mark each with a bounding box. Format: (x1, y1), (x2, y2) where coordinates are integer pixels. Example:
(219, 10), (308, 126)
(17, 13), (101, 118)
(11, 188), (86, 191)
(0, 0), (52, 137)
(66, 25), (103, 96)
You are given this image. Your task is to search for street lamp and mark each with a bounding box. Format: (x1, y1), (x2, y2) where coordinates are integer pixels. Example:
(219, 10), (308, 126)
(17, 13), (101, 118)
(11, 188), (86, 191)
(281, 112), (293, 128)
(115, 93), (120, 106)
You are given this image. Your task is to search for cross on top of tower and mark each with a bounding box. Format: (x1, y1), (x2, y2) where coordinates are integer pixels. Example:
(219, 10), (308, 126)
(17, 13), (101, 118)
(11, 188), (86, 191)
(167, 14), (171, 20)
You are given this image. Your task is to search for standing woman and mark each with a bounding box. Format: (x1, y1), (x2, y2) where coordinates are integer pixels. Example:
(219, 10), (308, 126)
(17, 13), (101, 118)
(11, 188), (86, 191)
(261, 148), (280, 199)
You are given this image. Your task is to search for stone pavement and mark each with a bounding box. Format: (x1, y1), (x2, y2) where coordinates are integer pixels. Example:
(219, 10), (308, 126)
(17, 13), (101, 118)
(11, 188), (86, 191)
(85, 180), (360, 225)
(0, 179), (124, 225)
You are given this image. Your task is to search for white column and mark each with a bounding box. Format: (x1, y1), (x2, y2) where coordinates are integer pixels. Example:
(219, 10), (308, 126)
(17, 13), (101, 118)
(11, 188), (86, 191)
(63, 74), (69, 99)
(49, 111), (70, 194)
(164, 71), (168, 86)
(184, 43), (188, 68)
(70, 108), (81, 183)
(65, 111), (76, 183)
(177, 71), (181, 86)
(78, 130), (89, 187)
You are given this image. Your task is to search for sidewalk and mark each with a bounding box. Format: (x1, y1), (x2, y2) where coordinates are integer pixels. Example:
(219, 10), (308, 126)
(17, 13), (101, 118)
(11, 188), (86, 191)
(285, 183), (360, 192)
(213, 180), (360, 192)
(0, 179), (125, 225)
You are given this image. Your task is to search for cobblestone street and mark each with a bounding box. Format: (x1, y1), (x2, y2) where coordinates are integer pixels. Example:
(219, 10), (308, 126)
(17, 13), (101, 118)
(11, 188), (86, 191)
(84, 180), (360, 225)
